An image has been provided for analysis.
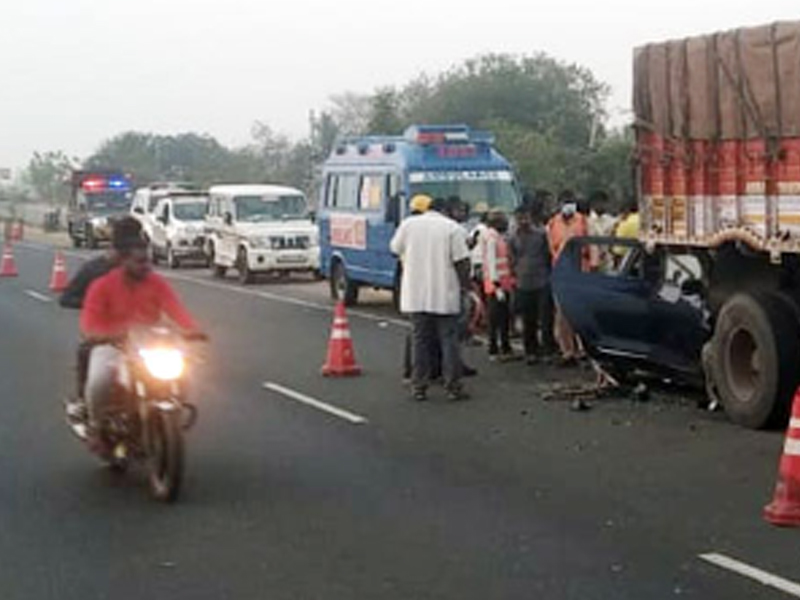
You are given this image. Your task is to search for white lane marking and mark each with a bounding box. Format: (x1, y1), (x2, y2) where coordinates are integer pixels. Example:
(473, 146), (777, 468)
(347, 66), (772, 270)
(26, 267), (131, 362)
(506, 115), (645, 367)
(166, 271), (409, 329)
(263, 382), (368, 425)
(13, 242), (410, 330)
(699, 553), (800, 598)
(24, 289), (52, 303)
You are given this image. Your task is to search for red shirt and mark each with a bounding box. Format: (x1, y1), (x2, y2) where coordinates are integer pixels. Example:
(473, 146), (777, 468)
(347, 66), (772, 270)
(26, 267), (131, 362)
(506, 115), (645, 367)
(80, 267), (198, 337)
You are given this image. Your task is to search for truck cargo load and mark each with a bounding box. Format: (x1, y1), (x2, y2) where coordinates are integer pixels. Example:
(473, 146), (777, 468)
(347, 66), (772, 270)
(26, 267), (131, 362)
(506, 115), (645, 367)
(634, 22), (800, 256)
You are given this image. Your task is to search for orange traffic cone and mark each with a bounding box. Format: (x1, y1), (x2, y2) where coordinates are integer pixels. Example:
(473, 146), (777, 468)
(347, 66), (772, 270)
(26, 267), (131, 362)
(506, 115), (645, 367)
(49, 251), (68, 292)
(0, 243), (18, 277)
(10, 221), (23, 242)
(321, 301), (362, 377)
(764, 389), (800, 527)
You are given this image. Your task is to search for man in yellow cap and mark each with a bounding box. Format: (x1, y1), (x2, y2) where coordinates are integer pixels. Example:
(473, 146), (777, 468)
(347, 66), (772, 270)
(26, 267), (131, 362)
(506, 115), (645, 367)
(402, 193), (437, 382)
(409, 194), (432, 215)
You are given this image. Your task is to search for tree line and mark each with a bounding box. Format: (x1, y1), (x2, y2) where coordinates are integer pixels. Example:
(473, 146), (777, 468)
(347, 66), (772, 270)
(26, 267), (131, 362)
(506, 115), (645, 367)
(13, 53), (634, 209)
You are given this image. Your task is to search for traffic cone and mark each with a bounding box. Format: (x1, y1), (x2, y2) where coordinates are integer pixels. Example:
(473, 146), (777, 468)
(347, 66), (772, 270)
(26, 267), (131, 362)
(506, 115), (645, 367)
(764, 389), (800, 526)
(0, 243), (18, 277)
(49, 251), (68, 292)
(321, 301), (362, 377)
(11, 221), (22, 242)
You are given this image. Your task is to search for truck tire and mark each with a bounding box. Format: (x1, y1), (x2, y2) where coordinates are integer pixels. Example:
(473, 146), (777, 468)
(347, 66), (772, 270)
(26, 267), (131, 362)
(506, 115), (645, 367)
(330, 260), (358, 306)
(86, 226), (98, 250)
(709, 293), (800, 429)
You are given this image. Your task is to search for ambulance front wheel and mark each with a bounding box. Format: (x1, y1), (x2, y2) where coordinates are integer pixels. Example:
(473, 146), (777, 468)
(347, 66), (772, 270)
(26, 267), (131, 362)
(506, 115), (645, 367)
(331, 260), (359, 307)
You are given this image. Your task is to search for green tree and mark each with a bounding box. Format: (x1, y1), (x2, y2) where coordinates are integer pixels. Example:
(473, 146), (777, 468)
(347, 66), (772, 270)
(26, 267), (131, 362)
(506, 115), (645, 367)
(366, 88), (403, 135)
(24, 150), (77, 205)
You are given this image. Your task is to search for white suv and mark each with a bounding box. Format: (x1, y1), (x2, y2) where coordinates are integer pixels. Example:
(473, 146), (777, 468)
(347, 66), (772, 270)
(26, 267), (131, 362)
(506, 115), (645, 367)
(131, 182), (199, 243)
(205, 184), (319, 284)
(150, 194), (209, 268)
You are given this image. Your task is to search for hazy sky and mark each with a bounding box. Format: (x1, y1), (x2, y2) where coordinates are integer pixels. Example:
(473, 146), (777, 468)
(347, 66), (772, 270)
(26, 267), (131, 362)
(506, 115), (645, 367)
(2, 0), (798, 169)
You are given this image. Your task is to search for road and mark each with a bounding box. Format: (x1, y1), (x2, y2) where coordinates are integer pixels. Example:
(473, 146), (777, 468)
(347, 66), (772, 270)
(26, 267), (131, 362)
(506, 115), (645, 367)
(1, 238), (799, 599)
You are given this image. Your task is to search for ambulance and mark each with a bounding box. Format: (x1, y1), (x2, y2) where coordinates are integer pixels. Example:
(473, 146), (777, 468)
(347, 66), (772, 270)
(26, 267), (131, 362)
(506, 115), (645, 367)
(318, 124), (520, 306)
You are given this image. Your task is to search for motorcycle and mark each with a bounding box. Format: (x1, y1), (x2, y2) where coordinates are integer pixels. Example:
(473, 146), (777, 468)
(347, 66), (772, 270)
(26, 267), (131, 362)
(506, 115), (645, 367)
(66, 327), (205, 503)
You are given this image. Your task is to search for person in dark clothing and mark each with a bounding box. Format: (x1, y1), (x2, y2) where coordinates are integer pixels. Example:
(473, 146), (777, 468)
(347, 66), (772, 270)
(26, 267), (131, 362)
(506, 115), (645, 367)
(510, 204), (552, 365)
(61, 217), (143, 408)
(59, 255), (116, 309)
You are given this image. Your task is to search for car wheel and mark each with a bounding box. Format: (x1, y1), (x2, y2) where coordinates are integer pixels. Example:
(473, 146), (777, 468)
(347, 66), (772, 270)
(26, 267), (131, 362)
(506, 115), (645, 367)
(86, 226), (98, 250)
(709, 293), (800, 429)
(330, 260), (358, 306)
(237, 248), (255, 285)
(167, 245), (180, 269)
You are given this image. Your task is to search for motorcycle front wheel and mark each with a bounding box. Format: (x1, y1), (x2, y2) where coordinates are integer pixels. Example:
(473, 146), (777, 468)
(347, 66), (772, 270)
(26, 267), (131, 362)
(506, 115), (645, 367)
(147, 410), (184, 503)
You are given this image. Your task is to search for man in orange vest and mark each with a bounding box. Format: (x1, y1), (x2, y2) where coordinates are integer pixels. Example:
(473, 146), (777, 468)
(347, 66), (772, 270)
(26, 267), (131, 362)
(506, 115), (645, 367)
(483, 209), (515, 361)
(547, 190), (588, 367)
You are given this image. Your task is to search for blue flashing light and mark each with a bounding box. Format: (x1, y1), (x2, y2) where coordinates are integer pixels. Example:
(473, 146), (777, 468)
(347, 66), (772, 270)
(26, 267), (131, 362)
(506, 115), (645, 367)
(107, 178), (130, 190)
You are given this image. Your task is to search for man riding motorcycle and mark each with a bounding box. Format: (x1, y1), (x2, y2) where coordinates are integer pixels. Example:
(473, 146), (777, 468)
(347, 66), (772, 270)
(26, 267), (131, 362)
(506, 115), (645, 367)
(79, 231), (204, 446)
(61, 217), (143, 419)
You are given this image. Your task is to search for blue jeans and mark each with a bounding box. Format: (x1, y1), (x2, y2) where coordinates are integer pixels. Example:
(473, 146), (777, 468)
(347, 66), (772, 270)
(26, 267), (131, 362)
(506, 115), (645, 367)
(410, 313), (461, 393)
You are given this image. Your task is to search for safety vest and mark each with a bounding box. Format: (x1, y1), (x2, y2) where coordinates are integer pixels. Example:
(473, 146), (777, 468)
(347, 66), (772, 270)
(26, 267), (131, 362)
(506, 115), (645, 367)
(482, 228), (514, 295)
(547, 213), (588, 264)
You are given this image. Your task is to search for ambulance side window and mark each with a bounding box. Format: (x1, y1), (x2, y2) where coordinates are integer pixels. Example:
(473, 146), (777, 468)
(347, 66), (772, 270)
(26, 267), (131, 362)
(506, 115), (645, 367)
(324, 174), (338, 209)
(358, 175), (384, 211)
(331, 174), (359, 210)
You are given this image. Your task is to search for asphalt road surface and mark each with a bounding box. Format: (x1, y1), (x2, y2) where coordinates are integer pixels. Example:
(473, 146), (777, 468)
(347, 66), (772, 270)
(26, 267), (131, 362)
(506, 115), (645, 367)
(1, 239), (799, 600)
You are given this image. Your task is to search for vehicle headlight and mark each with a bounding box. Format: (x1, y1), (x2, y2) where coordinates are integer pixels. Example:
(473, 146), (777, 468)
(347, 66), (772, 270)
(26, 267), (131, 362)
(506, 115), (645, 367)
(249, 236), (270, 249)
(140, 349), (185, 381)
(91, 217), (108, 227)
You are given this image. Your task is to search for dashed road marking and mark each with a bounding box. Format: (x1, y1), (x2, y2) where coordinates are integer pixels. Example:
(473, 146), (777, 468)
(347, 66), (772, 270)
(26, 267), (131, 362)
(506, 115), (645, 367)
(12, 241), (410, 329)
(24, 289), (52, 303)
(165, 271), (409, 329)
(263, 382), (368, 425)
(700, 552), (800, 598)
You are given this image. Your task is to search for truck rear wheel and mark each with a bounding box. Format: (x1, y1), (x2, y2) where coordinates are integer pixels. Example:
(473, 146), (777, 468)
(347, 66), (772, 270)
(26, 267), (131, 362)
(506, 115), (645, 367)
(709, 293), (800, 429)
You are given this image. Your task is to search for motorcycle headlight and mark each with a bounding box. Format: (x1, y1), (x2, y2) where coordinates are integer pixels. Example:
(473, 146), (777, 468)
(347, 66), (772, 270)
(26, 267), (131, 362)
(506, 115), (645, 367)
(91, 216), (108, 227)
(139, 349), (185, 381)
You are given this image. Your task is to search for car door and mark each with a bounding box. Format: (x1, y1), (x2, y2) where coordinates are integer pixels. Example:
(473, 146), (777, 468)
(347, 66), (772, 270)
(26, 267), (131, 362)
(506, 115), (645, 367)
(217, 197), (237, 266)
(646, 253), (710, 376)
(552, 237), (653, 360)
(151, 200), (169, 252)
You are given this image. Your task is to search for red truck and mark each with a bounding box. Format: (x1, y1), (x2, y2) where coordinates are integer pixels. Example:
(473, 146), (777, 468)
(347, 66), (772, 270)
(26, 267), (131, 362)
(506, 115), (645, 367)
(554, 22), (800, 429)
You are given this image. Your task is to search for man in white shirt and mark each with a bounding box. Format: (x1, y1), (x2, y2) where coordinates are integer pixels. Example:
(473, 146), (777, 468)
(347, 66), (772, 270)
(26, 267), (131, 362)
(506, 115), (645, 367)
(391, 198), (471, 402)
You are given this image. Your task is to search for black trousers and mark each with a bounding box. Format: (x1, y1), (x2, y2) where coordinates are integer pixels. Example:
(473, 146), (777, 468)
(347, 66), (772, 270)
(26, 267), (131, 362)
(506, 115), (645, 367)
(487, 295), (512, 355)
(516, 288), (549, 357)
(540, 284), (557, 354)
(403, 332), (441, 380)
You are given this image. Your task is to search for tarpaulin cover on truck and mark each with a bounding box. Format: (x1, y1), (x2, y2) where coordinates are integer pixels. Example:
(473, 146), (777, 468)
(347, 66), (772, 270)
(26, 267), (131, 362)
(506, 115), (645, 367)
(634, 21), (800, 141)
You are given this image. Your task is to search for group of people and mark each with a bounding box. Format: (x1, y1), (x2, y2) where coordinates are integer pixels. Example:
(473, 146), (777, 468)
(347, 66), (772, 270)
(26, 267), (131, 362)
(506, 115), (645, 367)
(391, 189), (640, 402)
